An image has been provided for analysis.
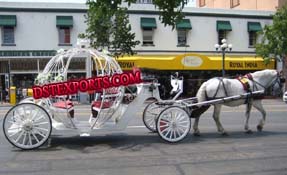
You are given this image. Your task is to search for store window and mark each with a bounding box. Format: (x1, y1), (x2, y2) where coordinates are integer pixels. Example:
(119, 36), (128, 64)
(2, 27), (15, 45)
(249, 31), (257, 47)
(58, 27), (71, 45)
(231, 0), (240, 8)
(136, 0), (153, 3)
(142, 28), (154, 45)
(218, 30), (227, 44)
(56, 16), (73, 46)
(177, 30), (188, 46)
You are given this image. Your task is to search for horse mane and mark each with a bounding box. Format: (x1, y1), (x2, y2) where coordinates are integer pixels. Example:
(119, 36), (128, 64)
(251, 69), (276, 79)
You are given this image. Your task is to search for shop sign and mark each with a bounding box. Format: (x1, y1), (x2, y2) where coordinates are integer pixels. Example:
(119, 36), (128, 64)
(0, 50), (57, 57)
(181, 56), (203, 67)
(118, 61), (135, 69)
(229, 61), (258, 69)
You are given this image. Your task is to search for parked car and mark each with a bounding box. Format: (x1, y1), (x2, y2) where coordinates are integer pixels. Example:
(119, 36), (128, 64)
(283, 91), (287, 103)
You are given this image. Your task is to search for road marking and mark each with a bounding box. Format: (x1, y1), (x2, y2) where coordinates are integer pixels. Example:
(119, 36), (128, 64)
(127, 125), (146, 129)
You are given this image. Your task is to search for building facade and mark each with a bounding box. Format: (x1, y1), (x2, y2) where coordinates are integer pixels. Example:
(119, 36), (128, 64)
(0, 2), (275, 98)
(197, 0), (287, 11)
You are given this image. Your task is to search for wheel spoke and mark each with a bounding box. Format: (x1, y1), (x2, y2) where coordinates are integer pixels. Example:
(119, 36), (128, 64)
(8, 129), (21, 137)
(160, 125), (170, 133)
(34, 127), (48, 135)
(34, 129), (46, 138)
(22, 106), (28, 117)
(175, 128), (181, 136)
(147, 119), (154, 127)
(178, 127), (185, 134)
(28, 133), (32, 146)
(31, 109), (40, 121)
(31, 131), (40, 143)
(34, 121), (49, 126)
(164, 128), (172, 138)
(159, 123), (169, 128)
(34, 115), (45, 122)
(147, 111), (157, 115)
(178, 121), (189, 124)
(15, 110), (24, 121)
(178, 123), (188, 128)
(169, 129), (174, 139)
(22, 132), (27, 145)
(8, 125), (21, 130)
(177, 114), (185, 122)
(15, 130), (25, 143)
(174, 130), (178, 139)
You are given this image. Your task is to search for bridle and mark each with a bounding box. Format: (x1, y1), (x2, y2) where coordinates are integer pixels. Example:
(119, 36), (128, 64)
(246, 71), (285, 94)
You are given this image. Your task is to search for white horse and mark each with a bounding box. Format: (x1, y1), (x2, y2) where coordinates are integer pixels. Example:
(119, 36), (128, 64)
(194, 69), (284, 136)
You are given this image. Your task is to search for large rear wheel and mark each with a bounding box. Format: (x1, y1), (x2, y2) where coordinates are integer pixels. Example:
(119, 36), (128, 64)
(3, 103), (52, 150)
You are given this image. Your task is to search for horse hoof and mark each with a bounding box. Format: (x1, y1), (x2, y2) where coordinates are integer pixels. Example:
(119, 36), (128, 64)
(221, 132), (229, 136)
(245, 130), (253, 134)
(193, 132), (201, 137)
(257, 125), (263, 132)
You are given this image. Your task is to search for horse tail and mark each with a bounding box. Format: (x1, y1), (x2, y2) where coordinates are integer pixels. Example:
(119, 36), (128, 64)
(196, 81), (208, 103)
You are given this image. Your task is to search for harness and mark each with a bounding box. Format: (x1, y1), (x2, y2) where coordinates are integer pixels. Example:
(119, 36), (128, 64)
(237, 74), (253, 104)
(237, 76), (251, 92)
(205, 71), (284, 103)
(206, 77), (229, 100)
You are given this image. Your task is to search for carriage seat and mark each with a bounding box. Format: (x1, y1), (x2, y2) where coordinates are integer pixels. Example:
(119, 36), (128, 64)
(92, 100), (113, 111)
(53, 100), (74, 111)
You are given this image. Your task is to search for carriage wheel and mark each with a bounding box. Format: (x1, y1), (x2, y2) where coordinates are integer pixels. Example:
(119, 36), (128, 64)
(156, 106), (191, 143)
(142, 101), (166, 132)
(3, 103), (52, 150)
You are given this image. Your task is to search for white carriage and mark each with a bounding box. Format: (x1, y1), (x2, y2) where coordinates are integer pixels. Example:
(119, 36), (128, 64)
(3, 42), (268, 150)
(2, 43), (195, 150)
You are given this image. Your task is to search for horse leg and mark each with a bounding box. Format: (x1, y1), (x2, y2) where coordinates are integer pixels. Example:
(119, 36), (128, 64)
(193, 117), (201, 136)
(244, 102), (253, 134)
(252, 101), (266, 132)
(213, 105), (228, 136)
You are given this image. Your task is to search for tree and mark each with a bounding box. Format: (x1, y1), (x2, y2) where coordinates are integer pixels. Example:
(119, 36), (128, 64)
(256, 5), (287, 89)
(81, 0), (188, 57)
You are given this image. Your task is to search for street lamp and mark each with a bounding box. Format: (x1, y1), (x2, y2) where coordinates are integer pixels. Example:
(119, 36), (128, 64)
(214, 39), (232, 77)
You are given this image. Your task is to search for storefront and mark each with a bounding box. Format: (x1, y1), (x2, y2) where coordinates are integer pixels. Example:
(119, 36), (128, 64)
(118, 53), (275, 98)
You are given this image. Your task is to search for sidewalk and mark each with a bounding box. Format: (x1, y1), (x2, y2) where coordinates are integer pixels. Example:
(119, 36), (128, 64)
(0, 102), (12, 108)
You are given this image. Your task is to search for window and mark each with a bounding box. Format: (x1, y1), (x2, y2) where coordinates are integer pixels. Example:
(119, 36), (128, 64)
(177, 30), (188, 46)
(249, 31), (257, 47)
(136, 0), (153, 3)
(231, 0), (240, 8)
(142, 28), (154, 46)
(218, 30), (227, 44)
(2, 27), (15, 45)
(58, 27), (71, 45)
(199, 0), (206, 7)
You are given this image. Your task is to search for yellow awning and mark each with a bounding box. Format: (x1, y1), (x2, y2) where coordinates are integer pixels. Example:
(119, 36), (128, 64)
(117, 53), (275, 71)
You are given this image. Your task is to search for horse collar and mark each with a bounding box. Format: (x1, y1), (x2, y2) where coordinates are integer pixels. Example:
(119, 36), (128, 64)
(245, 73), (253, 80)
(237, 76), (251, 92)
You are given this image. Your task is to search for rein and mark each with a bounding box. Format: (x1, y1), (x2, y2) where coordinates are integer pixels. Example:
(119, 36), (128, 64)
(245, 72), (284, 94)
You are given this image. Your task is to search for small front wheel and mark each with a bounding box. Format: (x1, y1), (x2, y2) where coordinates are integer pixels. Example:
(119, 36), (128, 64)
(156, 106), (191, 143)
(3, 103), (52, 150)
(143, 101), (168, 132)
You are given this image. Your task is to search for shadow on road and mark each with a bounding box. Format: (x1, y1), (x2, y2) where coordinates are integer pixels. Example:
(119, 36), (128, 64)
(39, 130), (287, 152)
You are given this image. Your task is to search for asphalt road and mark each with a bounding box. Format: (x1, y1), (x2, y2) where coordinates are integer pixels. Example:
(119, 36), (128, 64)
(0, 99), (287, 175)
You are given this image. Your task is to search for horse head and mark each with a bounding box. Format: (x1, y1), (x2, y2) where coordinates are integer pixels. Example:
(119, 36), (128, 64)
(251, 69), (285, 96)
